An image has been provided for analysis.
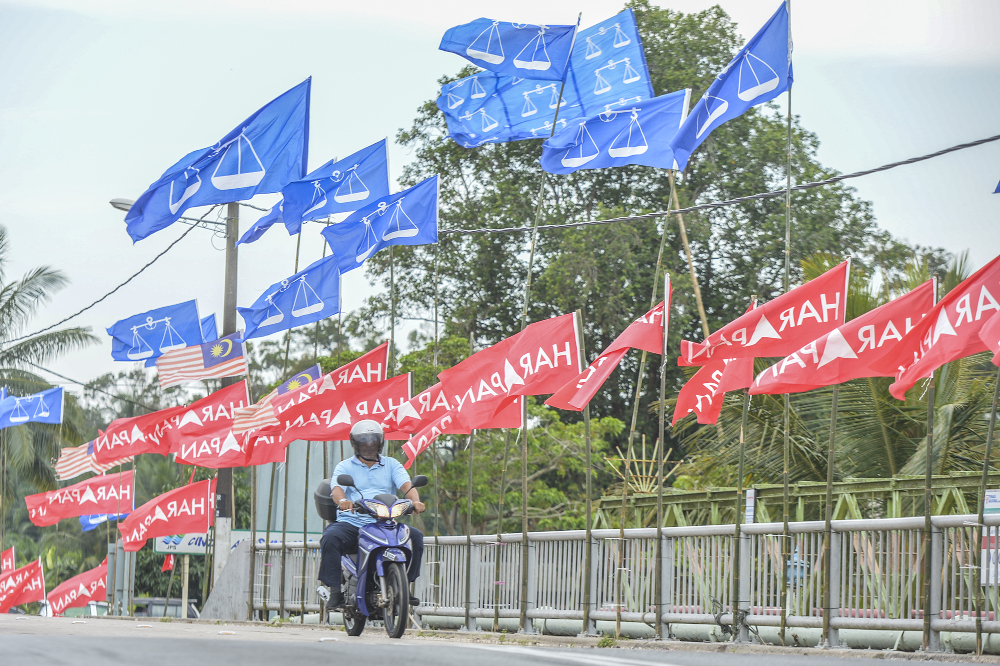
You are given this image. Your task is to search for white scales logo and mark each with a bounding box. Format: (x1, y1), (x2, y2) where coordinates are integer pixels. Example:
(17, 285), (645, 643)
(169, 127), (266, 213)
(520, 83), (567, 118)
(583, 22), (631, 61)
(126, 316), (188, 360)
(355, 197), (420, 263)
(466, 22), (559, 72)
(8, 394), (51, 424)
(561, 103), (647, 168)
(304, 163), (373, 218)
(696, 51), (780, 138)
(261, 273), (326, 328)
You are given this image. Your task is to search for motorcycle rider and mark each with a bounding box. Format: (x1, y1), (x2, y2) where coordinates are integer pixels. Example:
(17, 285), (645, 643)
(317, 419), (425, 608)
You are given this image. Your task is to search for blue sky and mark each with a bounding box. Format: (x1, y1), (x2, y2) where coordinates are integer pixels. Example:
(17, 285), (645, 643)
(1, 0), (998, 386)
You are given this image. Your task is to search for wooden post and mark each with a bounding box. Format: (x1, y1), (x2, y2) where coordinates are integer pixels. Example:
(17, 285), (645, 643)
(975, 367), (1000, 654)
(822, 384), (840, 646)
(180, 554), (190, 619)
(655, 275), (670, 639)
(464, 431), (477, 632)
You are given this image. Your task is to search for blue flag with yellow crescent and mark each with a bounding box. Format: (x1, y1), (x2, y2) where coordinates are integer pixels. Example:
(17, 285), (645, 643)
(278, 364), (322, 394)
(124, 79), (311, 242)
(440, 19), (576, 81)
(281, 140), (391, 235)
(0, 387), (64, 429)
(669, 3), (792, 172)
(321, 176), (439, 274)
(541, 89), (691, 173)
(107, 300), (203, 363)
(238, 255), (341, 341)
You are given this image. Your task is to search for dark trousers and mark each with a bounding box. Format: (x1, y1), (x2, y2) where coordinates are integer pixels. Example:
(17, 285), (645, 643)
(318, 521), (424, 588)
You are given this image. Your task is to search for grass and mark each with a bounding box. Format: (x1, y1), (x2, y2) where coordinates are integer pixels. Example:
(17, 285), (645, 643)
(596, 635), (618, 648)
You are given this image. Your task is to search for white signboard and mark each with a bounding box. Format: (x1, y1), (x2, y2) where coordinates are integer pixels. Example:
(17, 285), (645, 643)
(981, 490), (1000, 585)
(744, 488), (756, 524)
(153, 530), (323, 555)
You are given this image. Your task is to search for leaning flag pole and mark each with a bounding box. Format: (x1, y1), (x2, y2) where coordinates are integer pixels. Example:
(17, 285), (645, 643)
(655, 275), (671, 640)
(516, 14), (581, 636)
(974, 366), (1000, 655)
(668, 173), (709, 340)
(779, 0), (794, 646)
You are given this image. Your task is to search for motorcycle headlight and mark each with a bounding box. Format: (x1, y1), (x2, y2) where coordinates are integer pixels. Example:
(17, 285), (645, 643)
(390, 500), (412, 518)
(365, 500), (391, 518)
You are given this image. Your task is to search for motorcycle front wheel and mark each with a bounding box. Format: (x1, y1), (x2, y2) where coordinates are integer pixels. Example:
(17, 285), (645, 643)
(382, 562), (410, 639)
(343, 607), (366, 636)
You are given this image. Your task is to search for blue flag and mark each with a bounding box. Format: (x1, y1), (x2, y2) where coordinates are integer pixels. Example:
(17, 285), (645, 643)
(438, 10), (654, 148)
(107, 300), (203, 363)
(440, 19), (576, 81)
(541, 89), (691, 174)
(321, 176), (439, 274)
(281, 140), (391, 234)
(0, 387), (63, 429)
(238, 255), (341, 341)
(80, 513), (129, 532)
(669, 3), (792, 172)
(278, 364), (322, 394)
(236, 201), (285, 246)
(124, 79), (311, 242)
(201, 314), (218, 343)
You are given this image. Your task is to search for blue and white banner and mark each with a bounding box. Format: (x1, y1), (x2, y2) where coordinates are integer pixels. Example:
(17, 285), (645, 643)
(236, 201), (284, 246)
(541, 89), (690, 173)
(200, 314), (218, 343)
(238, 255), (341, 341)
(440, 19), (576, 81)
(80, 513), (129, 532)
(322, 176), (439, 274)
(124, 79), (311, 242)
(277, 364), (322, 394)
(0, 387), (63, 429)
(438, 10), (654, 148)
(107, 300), (203, 363)
(281, 140), (391, 234)
(669, 3), (792, 172)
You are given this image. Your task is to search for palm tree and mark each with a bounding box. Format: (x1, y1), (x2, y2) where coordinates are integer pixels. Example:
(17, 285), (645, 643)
(0, 226), (98, 544)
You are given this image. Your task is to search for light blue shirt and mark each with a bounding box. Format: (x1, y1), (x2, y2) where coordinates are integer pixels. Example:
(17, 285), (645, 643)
(332, 456), (411, 527)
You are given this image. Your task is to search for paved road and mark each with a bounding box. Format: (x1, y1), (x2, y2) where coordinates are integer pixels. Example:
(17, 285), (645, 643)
(0, 616), (986, 665)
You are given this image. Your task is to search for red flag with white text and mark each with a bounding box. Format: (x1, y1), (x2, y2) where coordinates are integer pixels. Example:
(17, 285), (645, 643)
(979, 309), (1000, 367)
(162, 555), (175, 572)
(673, 357), (753, 425)
(0, 559), (45, 613)
(167, 381), (250, 468)
(273, 374), (412, 442)
(244, 428), (286, 466)
(0, 546), (14, 573)
(869, 254), (1000, 399)
(118, 478), (216, 552)
(25, 470), (134, 527)
(679, 261), (850, 366)
(47, 558), (107, 616)
(92, 405), (186, 464)
(547, 295), (669, 411)
(438, 313), (582, 429)
(753, 280), (935, 394)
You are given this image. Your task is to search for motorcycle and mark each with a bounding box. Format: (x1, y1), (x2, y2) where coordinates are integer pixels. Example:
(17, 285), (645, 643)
(314, 473), (428, 639)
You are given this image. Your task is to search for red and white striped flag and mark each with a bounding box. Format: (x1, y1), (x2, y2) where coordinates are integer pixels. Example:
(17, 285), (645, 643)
(156, 333), (247, 389)
(233, 390), (279, 435)
(54, 438), (132, 481)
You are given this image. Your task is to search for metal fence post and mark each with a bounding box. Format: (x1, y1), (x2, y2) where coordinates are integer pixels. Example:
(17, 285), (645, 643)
(737, 531), (751, 642)
(827, 531), (841, 648)
(929, 524), (943, 652)
(520, 539), (539, 635)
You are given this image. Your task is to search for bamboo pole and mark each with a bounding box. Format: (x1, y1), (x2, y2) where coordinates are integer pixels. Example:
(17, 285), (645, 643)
(279, 451), (290, 619)
(974, 367), (1000, 655)
(493, 428), (512, 632)
(732, 387), (752, 638)
(668, 172), (709, 340)
(464, 430), (477, 632)
(616, 437), (634, 638)
(655, 276), (670, 640)
(261, 463), (277, 618)
(300, 441), (311, 623)
(822, 384), (839, 646)
(922, 380), (935, 651)
(247, 464), (257, 620)
(389, 245), (396, 375)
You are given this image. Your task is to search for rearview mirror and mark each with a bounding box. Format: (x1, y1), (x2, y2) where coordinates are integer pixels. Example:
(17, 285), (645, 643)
(336, 474), (355, 487)
(411, 475), (429, 489)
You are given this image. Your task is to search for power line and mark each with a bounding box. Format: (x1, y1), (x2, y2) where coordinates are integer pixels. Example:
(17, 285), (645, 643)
(440, 132), (1000, 236)
(28, 361), (160, 412)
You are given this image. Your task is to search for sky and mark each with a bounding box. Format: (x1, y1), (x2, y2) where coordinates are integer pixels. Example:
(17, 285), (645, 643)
(0, 0), (998, 394)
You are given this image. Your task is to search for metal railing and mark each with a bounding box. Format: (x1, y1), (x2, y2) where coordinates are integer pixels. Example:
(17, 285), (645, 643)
(250, 513), (1000, 647)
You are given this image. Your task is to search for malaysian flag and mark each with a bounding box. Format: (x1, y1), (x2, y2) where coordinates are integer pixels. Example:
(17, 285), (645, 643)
(232, 364), (321, 434)
(157, 332), (247, 389)
(54, 438), (132, 481)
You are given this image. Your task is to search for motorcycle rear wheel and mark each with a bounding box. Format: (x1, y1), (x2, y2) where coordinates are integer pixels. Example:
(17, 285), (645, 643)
(343, 607), (366, 636)
(382, 562), (410, 639)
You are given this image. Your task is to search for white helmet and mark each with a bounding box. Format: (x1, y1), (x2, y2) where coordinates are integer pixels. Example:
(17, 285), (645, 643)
(350, 419), (384, 462)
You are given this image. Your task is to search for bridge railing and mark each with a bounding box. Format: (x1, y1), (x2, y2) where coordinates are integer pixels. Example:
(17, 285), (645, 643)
(250, 513), (1000, 647)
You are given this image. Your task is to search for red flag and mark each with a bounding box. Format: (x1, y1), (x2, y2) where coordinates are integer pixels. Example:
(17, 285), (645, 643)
(401, 410), (467, 469)
(672, 357), (751, 425)
(680, 261), (850, 366)
(167, 381), (250, 468)
(92, 405), (186, 464)
(753, 280), (935, 395)
(273, 374), (412, 442)
(0, 559), (45, 613)
(118, 478), (216, 552)
(869, 254), (1000, 399)
(326, 341), (390, 386)
(383, 382), (450, 434)
(244, 429), (286, 466)
(547, 295), (670, 411)
(979, 309), (1000, 367)
(47, 558), (107, 616)
(25, 470), (134, 527)
(162, 554), (175, 572)
(1, 547), (14, 573)
(438, 313), (582, 429)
